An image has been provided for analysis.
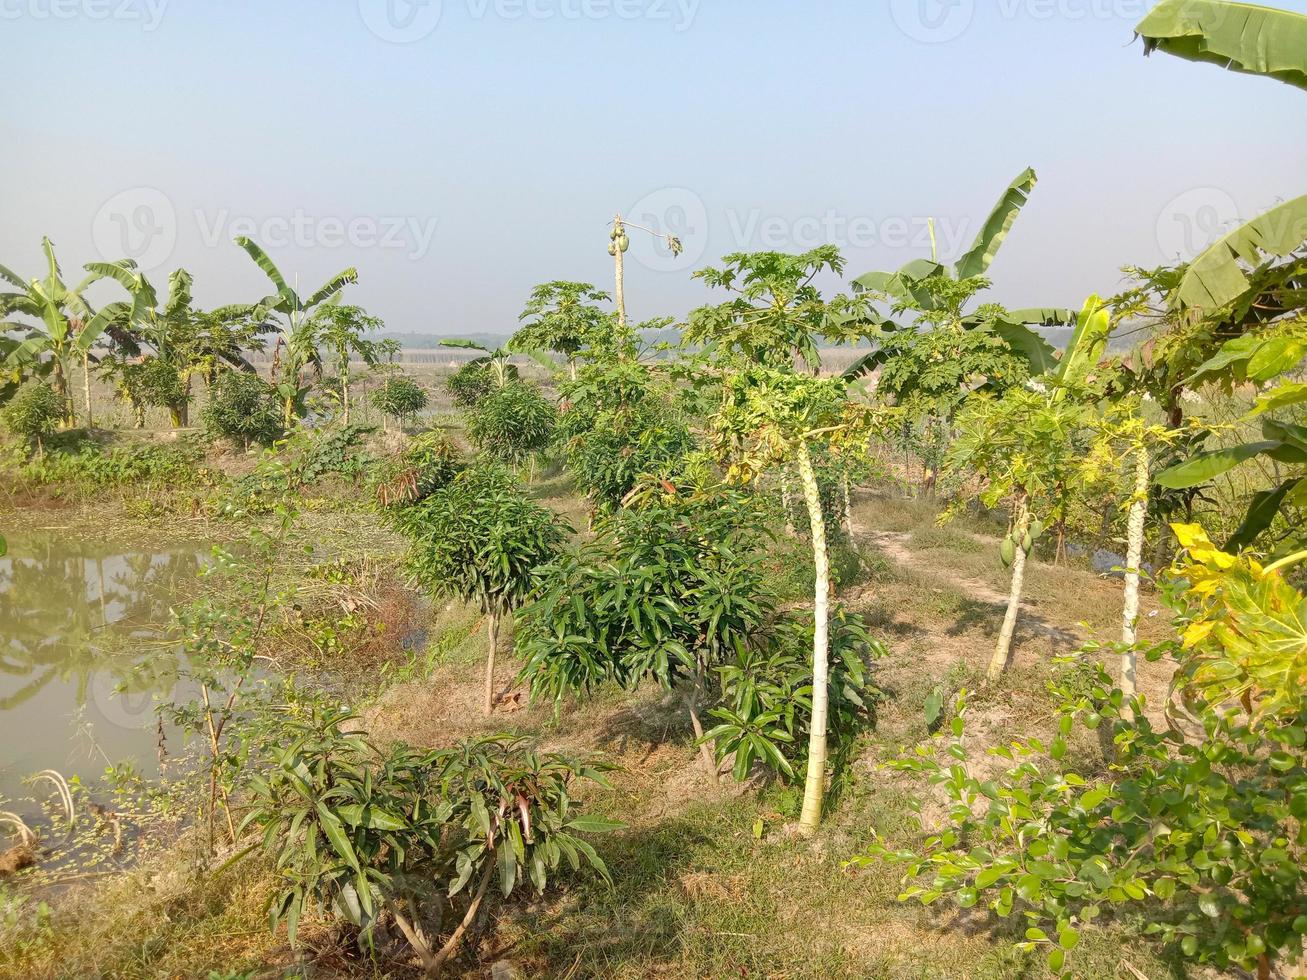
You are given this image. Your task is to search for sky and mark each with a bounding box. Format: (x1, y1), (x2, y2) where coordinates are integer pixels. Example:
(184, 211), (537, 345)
(3, 0), (1306, 340)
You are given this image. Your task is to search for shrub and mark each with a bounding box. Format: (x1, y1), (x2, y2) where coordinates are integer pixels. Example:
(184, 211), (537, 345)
(372, 376), (428, 429)
(135, 357), (189, 423)
(466, 382), (556, 466)
(1, 381), (62, 453)
(25, 440), (210, 491)
(371, 430), (463, 510)
(203, 371), (283, 448)
(566, 401), (693, 511)
(245, 703), (617, 971)
(445, 361), (493, 407)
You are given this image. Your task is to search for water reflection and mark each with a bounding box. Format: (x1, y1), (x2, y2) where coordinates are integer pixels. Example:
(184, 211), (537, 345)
(0, 535), (205, 802)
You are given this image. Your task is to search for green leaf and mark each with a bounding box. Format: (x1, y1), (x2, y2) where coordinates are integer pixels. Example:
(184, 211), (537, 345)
(954, 167), (1038, 280)
(1170, 194), (1307, 310)
(1154, 440), (1283, 489)
(315, 802), (360, 872)
(564, 814), (626, 834)
(1137, 0), (1307, 94)
(1225, 478), (1303, 552)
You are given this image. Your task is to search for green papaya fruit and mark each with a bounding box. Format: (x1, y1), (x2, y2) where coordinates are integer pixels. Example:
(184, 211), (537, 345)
(1000, 536), (1016, 568)
(1021, 531), (1033, 554)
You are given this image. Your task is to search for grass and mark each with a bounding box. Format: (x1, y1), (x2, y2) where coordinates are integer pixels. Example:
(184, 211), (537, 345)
(0, 427), (1189, 980)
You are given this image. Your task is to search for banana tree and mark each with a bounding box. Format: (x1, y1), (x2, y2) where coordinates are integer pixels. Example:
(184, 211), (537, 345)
(692, 247), (879, 830)
(1, 238), (119, 427)
(847, 168), (1077, 381)
(85, 261), (264, 426)
(234, 237), (358, 426)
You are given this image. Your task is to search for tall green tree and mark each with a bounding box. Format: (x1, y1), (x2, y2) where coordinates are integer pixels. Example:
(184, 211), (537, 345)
(691, 247), (877, 830)
(235, 237), (358, 425)
(311, 303), (382, 423)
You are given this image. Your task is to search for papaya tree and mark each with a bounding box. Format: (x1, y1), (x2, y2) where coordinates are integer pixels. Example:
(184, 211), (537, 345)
(311, 303), (382, 424)
(689, 247), (878, 829)
(606, 215), (682, 331)
(234, 236), (358, 426)
(393, 463), (567, 715)
(511, 281), (614, 380)
(942, 298), (1112, 682)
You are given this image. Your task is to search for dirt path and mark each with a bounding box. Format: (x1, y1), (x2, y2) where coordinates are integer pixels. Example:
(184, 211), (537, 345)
(860, 528), (1082, 646)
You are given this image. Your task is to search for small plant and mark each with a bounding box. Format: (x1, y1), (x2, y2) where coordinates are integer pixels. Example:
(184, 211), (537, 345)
(444, 360), (493, 407)
(0, 381), (62, 454)
(245, 703), (618, 973)
(371, 429), (463, 509)
(466, 382), (556, 468)
(203, 371), (284, 448)
(395, 463), (567, 714)
(372, 375), (428, 432)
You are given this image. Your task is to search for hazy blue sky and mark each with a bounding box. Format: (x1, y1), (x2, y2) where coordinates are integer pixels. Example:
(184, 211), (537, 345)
(3, 0), (1306, 337)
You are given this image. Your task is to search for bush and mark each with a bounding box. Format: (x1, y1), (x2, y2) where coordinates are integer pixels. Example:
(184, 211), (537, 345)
(371, 430), (463, 510)
(445, 361), (493, 407)
(135, 357), (189, 421)
(372, 376), (428, 428)
(1, 381), (62, 452)
(203, 371), (283, 448)
(466, 382), (556, 465)
(245, 703), (617, 969)
(566, 401), (693, 512)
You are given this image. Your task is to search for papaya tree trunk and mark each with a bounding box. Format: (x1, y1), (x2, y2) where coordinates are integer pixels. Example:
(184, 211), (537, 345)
(613, 220), (627, 331)
(1120, 445), (1150, 699)
(341, 359), (351, 424)
(989, 494), (1031, 683)
(842, 474), (854, 536)
(483, 610), (498, 716)
(780, 470), (796, 536)
(796, 441), (830, 831)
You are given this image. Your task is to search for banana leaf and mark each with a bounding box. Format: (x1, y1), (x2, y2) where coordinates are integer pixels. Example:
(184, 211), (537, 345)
(1226, 477), (1304, 552)
(1137, 0), (1307, 93)
(954, 167), (1038, 280)
(1174, 194), (1307, 310)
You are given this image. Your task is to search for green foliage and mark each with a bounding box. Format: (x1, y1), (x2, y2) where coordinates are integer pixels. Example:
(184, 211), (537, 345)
(221, 425), (375, 513)
(466, 382), (556, 465)
(517, 482), (775, 702)
(0, 380), (62, 451)
(371, 429), (463, 510)
(396, 463), (567, 617)
(559, 362), (694, 512)
(203, 371), (284, 448)
(445, 360), (494, 407)
(856, 529), (1307, 977)
(707, 608), (883, 784)
(510, 280), (617, 367)
(23, 439), (210, 491)
(371, 375), (429, 426)
(244, 703), (618, 958)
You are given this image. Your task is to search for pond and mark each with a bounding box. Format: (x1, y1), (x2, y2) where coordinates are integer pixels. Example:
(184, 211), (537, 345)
(0, 533), (207, 809)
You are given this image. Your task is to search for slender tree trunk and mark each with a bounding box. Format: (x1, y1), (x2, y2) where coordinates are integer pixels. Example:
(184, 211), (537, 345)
(989, 495), (1031, 683)
(483, 611), (498, 716)
(1120, 445), (1150, 700)
(842, 474), (855, 536)
(685, 668), (719, 780)
(796, 442), (831, 831)
(613, 219), (627, 331)
(53, 358), (73, 428)
(82, 351), (93, 428)
(341, 359), (351, 424)
(569, 358), (577, 382)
